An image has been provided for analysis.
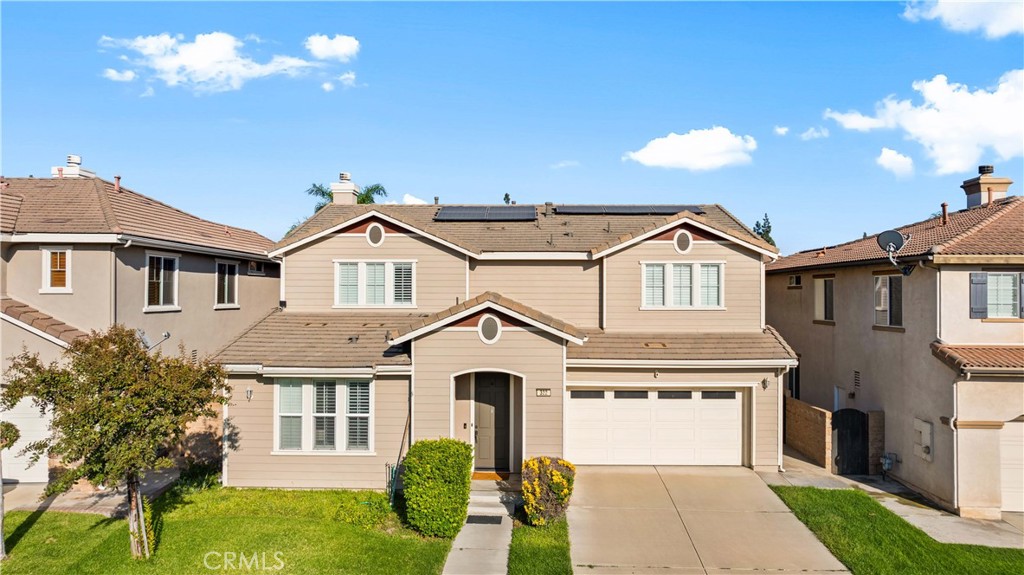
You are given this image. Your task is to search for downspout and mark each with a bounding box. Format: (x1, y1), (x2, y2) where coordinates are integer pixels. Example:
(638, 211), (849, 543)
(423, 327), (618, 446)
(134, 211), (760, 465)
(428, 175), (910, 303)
(951, 378), (959, 511)
(110, 239), (133, 325)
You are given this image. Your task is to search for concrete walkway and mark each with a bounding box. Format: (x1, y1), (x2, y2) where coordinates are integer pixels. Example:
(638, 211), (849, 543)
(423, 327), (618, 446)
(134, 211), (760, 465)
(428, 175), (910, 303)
(3, 468), (179, 518)
(759, 448), (1024, 549)
(442, 479), (520, 575)
(569, 466), (848, 574)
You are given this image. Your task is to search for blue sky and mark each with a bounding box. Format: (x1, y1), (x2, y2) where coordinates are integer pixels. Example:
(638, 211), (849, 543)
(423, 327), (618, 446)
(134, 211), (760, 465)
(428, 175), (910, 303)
(2, 1), (1022, 253)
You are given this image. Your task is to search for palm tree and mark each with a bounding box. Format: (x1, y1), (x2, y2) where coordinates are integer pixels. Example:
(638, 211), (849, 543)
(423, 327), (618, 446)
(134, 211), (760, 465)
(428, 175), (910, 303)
(305, 182), (388, 213)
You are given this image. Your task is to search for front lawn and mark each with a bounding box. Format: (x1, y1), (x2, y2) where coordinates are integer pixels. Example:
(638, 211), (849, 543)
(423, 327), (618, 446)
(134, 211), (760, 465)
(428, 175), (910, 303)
(771, 486), (1024, 575)
(2, 481), (450, 574)
(507, 517), (572, 575)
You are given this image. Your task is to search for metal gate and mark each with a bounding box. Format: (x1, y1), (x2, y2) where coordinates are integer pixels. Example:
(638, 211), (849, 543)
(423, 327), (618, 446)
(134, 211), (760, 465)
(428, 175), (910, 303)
(832, 408), (868, 475)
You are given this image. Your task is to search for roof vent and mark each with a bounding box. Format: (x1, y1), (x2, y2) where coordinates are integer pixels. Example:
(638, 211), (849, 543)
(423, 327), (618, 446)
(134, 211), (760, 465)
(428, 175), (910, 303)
(67, 154), (82, 166)
(51, 154), (95, 179)
(978, 165), (994, 175)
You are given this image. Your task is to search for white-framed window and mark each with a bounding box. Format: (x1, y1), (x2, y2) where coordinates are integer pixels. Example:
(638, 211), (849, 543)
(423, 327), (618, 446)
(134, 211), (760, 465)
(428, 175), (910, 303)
(366, 222), (386, 247)
(814, 277), (834, 321)
(478, 313), (502, 344)
(874, 275), (903, 327)
(215, 259), (239, 309)
(248, 261), (265, 276)
(788, 275), (802, 287)
(641, 262), (724, 309)
(40, 246), (72, 293)
(334, 260), (416, 308)
(988, 272), (1021, 318)
(274, 379), (374, 454)
(145, 251), (180, 312)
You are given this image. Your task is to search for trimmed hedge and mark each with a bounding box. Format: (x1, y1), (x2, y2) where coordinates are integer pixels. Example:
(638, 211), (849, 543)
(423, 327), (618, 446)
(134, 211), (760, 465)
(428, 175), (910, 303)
(401, 438), (473, 538)
(522, 456), (576, 526)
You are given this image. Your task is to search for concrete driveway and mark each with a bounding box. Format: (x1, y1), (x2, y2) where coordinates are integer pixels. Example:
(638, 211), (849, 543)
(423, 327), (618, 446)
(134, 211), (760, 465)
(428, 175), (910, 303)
(568, 467), (849, 574)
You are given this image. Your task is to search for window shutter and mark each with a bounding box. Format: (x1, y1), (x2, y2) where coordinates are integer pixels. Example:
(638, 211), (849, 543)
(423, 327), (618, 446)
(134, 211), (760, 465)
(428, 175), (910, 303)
(1019, 273), (1024, 319)
(393, 263), (413, 304)
(889, 275), (903, 326)
(824, 279), (834, 321)
(969, 272), (988, 319)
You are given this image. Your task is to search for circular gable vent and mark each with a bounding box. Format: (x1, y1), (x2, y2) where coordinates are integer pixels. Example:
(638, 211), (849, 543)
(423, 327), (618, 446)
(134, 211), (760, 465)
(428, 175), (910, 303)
(478, 314), (502, 345)
(367, 222), (385, 247)
(673, 229), (693, 254)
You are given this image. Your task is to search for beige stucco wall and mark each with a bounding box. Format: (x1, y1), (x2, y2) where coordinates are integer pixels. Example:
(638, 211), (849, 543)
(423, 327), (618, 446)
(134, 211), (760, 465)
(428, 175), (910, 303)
(223, 373), (410, 490)
(940, 266), (1024, 344)
(1, 318), (65, 371)
(284, 232), (467, 312)
(605, 240), (764, 332)
(955, 377), (1024, 517)
(469, 261), (600, 328)
(3, 243), (113, 330)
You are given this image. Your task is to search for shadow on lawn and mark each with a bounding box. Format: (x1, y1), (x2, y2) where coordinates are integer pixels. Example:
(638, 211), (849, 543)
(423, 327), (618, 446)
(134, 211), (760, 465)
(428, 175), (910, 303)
(5, 491), (57, 553)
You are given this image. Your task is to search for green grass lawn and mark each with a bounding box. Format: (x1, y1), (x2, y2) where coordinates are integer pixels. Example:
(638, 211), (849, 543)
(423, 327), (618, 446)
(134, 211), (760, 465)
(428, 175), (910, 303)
(507, 517), (572, 575)
(2, 482), (450, 574)
(771, 486), (1024, 575)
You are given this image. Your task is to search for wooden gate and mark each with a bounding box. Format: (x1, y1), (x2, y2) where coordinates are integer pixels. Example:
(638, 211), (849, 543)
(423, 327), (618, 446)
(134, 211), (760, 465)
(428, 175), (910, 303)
(832, 408), (868, 475)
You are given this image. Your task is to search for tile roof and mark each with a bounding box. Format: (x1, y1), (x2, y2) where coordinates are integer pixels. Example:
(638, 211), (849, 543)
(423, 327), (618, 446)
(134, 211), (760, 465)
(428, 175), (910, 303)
(214, 309), (414, 368)
(388, 292), (588, 342)
(567, 326), (798, 362)
(1, 296), (89, 346)
(768, 196), (1023, 272)
(931, 342), (1024, 374)
(276, 203), (777, 256)
(1, 177), (274, 256)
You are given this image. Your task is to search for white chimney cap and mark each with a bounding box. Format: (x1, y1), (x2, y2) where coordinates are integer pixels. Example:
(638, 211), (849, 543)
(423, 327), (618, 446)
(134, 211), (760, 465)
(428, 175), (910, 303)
(67, 154), (82, 166)
(339, 172), (352, 182)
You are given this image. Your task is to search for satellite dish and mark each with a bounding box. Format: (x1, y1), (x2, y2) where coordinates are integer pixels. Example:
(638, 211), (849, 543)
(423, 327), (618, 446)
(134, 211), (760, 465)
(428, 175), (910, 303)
(877, 230), (905, 253)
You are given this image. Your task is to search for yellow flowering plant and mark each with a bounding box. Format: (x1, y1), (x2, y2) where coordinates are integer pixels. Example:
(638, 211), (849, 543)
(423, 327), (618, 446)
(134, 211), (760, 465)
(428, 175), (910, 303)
(521, 456), (576, 526)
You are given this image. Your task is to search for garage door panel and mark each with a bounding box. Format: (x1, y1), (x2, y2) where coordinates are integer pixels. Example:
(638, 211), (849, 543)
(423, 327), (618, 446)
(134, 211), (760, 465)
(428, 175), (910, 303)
(2, 398), (51, 483)
(1002, 421), (1023, 512)
(609, 408), (652, 423)
(653, 407), (696, 423)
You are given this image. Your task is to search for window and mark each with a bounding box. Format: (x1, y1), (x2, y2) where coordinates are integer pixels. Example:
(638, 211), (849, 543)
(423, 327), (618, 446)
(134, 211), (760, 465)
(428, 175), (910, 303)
(41, 246), (72, 293)
(814, 277), (834, 321)
(786, 363), (801, 400)
(642, 262), (724, 309)
(614, 390), (648, 399)
(366, 222), (385, 247)
(570, 390), (604, 399)
(346, 382), (370, 450)
(658, 390), (693, 399)
(478, 314), (502, 344)
(334, 261), (416, 307)
(278, 382), (303, 451)
(146, 253), (179, 310)
(702, 390), (736, 399)
(313, 382), (336, 450)
(275, 379), (373, 453)
(248, 261), (265, 276)
(988, 272), (1021, 318)
(788, 275), (802, 288)
(215, 260), (238, 308)
(874, 275), (903, 326)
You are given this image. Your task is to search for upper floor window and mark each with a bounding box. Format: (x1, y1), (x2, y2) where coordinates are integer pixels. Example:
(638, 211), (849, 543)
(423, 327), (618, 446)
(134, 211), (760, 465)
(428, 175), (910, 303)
(146, 252), (179, 312)
(215, 260), (239, 309)
(814, 276), (834, 322)
(334, 260), (415, 308)
(40, 246), (72, 294)
(248, 261), (265, 276)
(874, 275), (903, 327)
(642, 262), (724, 309)
(971, 271), (1022, 319)
(788, 274), (802, 288)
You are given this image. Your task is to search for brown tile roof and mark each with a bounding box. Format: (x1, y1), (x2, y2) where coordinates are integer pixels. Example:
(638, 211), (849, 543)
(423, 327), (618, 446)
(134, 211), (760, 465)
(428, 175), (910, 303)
(214, 309), (414, 368)
(768, 196), (1023, 272)
(276, 203), (777, 256)
(567, 326), (798, 362)
(1, 193), (23, 233)
(389, 292), (587, 342)
(931, 342), (1024, 374)
(0, 296), (88, 346)
(1, 177), (274, 256)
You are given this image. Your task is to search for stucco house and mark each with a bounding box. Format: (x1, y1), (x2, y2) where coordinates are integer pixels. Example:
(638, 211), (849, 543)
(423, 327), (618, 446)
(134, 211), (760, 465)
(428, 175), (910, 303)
(0, 156), (280, 483)
(215, 173), (797, 490)
(766, 166), (1024, 519)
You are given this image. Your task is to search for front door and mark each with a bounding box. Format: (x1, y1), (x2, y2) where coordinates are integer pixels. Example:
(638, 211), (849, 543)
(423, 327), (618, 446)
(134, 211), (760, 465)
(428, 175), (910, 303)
(474, 373), (510, 471)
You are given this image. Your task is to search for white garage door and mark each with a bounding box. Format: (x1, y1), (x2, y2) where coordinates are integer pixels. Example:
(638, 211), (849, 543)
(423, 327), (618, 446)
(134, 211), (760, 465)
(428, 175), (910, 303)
(565, 388), (743, 465)
(2, 398), (51, 483)
(1001, 420), (1024, 512)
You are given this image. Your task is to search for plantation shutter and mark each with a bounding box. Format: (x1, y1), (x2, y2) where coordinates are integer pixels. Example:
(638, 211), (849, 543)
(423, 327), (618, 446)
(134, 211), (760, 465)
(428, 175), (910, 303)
(347, 382), (370, 450)
(701, 264), (721, 307)
(393, 263), (413, 305)
(365, 263), (385, 305)
(313, 382), (336, 450)
(337, 263), (358, 305)
(889, 275), (903, 326)
(50, 251), (67, 288)
(645, 265), (664, 306)
(278, 382), (303, 451)
(969, 272), (988, 319)
(672, 264), (692, 306)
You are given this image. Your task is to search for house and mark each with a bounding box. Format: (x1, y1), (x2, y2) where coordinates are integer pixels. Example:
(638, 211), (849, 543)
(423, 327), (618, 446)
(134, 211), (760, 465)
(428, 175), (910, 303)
(1, 156), (280, 483)
(215, 172), (797, 490)
(766, 166), (1024, 519)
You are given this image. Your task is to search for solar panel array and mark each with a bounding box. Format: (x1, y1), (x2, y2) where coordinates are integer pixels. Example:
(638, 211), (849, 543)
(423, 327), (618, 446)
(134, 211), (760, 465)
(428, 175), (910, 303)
(555, 205), (705, 215)
(434, 206), (537, 222)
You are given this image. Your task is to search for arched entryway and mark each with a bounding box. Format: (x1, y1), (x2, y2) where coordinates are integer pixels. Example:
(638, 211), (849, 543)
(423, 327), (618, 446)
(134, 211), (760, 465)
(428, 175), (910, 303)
(451, 369), (525, 474)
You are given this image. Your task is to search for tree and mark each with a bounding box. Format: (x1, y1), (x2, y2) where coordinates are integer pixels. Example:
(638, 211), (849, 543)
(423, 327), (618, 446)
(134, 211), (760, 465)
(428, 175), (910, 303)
(0, 421), (20, 561)
(1, 325), (228, 559)
(752, 213), (776, 247)
(306, 182), (388, 212)
(503, 193), (512, 205)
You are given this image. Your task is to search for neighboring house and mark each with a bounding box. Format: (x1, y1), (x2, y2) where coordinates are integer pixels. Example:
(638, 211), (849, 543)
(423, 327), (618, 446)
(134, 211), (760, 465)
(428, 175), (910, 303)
(215, 172), (797, 490)
(766, 166), (1024, 519)
(1, 156), (280, 483)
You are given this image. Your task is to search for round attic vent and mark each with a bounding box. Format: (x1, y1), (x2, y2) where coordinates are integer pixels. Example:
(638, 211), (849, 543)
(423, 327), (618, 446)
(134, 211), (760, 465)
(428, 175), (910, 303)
(367, 222), (385, 247)
(673, 229), (693, 254)
(478, 314), (502, 345)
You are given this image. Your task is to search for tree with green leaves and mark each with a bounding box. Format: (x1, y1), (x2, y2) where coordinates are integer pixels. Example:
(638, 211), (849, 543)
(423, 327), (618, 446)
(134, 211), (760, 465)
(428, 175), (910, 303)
(1, 325), (228, 559)
(306, 182), (388, 212)
(503, 193), (512, 205)
(752, 213), (776, 247)
(1, 421), (20, 561)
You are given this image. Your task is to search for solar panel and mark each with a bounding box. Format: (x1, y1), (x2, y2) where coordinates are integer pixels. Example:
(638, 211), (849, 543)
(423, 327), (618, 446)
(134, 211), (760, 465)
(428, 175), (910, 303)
(434, 206), (537, 222)
(556, 205), (704, 215)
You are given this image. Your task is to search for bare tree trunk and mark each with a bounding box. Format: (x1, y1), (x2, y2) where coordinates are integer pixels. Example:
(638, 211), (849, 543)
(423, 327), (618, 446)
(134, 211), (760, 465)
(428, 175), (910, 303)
(127, 474), (143, 558)
(136, 485), (150, 558)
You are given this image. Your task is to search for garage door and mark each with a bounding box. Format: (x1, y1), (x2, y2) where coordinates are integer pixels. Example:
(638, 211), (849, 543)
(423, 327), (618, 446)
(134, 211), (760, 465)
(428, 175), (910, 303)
(2, 398), (51, 483)
(565, 388), (743, 465)
(1002, 420), (1024, 512)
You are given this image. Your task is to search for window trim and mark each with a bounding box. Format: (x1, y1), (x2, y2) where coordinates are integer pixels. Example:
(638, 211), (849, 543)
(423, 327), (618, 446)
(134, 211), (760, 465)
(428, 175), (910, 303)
(39, 245), (73, 294)
(873, 274), (903, 327)
(247, 260), (266, 276)
(478, 313), (502, 345)
(143, 250), (181, 313)
(332, 259), (418, 309)
(639, 261), (726, 310)
(787, 274), (802, 289)
(366, 222), (386, 247)
(272, 379), (375, 456)
(214, 258), (240, 310)
(814, 277), (834, 322)
(672, 229), (693, 255)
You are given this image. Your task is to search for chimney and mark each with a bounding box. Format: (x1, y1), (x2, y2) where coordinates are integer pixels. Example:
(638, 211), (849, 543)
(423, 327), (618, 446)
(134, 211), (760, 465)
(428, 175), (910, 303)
(50, 154), (96, 179)
(330, 172), (360, 205)
(961, 165), (1012, 208)
(434, 196), (439, 205)
(940, 202), (948, 225)
(114, 175), (121, 191)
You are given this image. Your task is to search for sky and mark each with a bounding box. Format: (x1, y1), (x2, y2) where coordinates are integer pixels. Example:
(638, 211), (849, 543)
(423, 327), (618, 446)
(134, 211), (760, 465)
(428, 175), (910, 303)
(2, 1), (1022, 254)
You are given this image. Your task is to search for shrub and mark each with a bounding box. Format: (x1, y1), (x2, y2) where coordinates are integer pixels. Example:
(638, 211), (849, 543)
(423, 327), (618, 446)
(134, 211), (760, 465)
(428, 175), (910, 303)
(401, 438), (473, 537)
(522, 456), (576, 526)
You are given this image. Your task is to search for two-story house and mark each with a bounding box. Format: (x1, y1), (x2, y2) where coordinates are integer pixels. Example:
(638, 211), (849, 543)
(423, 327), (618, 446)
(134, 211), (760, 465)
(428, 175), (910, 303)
(216, 172), (797, 490)
(1, 156), (280, 483)
(766, 166), (1024, 519)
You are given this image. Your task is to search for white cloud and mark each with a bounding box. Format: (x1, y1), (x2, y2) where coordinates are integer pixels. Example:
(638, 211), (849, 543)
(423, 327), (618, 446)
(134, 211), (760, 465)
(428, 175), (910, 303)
(321, 82), (335, 92)
(384, 194), (429, 205)
(623, 126), (757, 171)
(338, 71), (357, 88)
(799, 126), (830, 140)
(102, 68), (136, 82)
(773, 126), (789, 136)
(825, 70), (1024, 174)
(550, 160), (581, 169)
(305, 34), (360, 62)
(139, 86), (155, 98)
(902, 0), (1023, 39)
(876, 148), (915, 177)
(99, 32), (318, 93)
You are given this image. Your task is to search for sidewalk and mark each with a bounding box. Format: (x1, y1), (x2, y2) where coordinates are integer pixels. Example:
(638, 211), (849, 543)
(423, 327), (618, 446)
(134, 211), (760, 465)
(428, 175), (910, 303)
(3, 468), (179, 518)
(442, 479), (521, 575)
